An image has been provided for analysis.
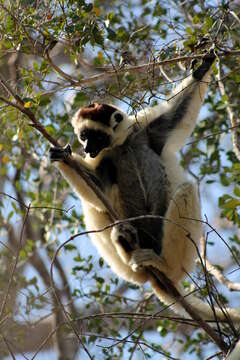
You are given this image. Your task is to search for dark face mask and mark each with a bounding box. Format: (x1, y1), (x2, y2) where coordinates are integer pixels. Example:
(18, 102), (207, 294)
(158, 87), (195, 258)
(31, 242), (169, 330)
(80, 129), (110, 158)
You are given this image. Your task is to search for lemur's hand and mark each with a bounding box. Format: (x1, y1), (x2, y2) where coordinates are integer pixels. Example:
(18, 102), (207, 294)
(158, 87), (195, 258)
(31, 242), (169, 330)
(49, 144), (72, 162)
(111, 223), (138, 253)
(192, 49), (215, 80)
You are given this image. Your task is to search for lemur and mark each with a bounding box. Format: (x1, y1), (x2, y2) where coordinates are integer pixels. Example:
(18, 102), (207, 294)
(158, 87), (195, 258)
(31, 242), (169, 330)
(50, 53), (240, 321)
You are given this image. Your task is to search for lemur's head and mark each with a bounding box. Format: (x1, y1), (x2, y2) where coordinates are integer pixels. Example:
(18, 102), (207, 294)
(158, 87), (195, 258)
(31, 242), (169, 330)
(71, 103), (129, 158)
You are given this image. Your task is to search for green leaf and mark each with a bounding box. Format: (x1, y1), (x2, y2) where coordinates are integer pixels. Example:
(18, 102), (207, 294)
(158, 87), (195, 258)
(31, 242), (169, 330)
(39, 95), (51, 107)
(95, 276), (104, 284)
(220, 199), (240, 209)
(64, 244), (77, 251)
(205, 17), (213, 29)
(186, 26), (193, 35)
(107, 28), (116, 40)
(193, 15), (200, 24)
(221, 94), (228, 102)
(6, 16), (15, 32)
(234, 186), (240, 197)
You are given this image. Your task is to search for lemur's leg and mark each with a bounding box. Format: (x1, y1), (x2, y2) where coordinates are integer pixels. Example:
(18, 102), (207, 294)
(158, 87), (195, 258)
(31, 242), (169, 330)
(130, 182), (202, 283)
(49, 145), (104, 210)
(82, 202), (149, 285)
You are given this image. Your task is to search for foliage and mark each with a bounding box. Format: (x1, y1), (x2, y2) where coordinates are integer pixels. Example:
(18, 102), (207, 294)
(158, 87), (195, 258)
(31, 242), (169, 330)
(0, 0), (240, 359)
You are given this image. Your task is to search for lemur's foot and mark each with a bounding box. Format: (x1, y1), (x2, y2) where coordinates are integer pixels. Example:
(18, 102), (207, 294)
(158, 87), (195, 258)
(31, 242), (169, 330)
(49, 144), (72, 162)
(111, 223), (138, 252)
(130, 248), (167, 273)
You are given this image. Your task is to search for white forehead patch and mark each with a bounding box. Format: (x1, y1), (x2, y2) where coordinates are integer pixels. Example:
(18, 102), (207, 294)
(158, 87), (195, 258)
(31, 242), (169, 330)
(71, 112), (113, 136)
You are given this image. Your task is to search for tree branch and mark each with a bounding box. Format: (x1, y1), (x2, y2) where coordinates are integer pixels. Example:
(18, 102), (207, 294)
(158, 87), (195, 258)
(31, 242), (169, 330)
(45, 49), (78, 85)
(46, 51), (240, 89)
(200, 234), (240, 291)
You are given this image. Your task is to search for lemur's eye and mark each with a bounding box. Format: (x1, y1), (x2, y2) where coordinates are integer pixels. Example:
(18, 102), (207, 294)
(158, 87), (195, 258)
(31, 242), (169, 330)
(114, 113), (123, 123)
(97, 134), (104, 140)
(80, 130), (87, 141)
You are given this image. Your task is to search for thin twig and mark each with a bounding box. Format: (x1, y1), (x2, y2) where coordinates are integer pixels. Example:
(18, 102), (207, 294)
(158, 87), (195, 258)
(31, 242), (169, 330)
(0, 74), (24, 104)
(0, 204), (30, 321)
(216, 57), (240, 160)
(201, 258), (240, 292)
(59, 51), (240, 88)
(0, 334), (17, 360)
(45, 50), (78, 85)
(49, 239), (93, 359)
(31, 325), (60, 360)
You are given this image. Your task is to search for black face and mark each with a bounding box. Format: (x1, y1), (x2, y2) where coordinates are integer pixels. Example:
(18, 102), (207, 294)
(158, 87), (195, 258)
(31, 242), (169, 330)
(80, 128), (110, 158)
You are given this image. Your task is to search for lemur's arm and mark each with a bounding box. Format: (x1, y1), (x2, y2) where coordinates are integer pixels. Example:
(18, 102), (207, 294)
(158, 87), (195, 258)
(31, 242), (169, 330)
(49, 145), (105, 210)
(133, 53), (215, 155)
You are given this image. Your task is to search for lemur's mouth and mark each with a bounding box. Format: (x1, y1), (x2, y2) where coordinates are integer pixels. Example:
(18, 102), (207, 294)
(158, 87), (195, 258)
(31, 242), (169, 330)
(89, 151), (98, 158)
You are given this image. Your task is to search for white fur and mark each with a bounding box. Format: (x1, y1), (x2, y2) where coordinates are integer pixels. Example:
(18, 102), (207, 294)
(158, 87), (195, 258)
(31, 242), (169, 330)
(53, 65), (240, 322)
(226, 340), (240, 360)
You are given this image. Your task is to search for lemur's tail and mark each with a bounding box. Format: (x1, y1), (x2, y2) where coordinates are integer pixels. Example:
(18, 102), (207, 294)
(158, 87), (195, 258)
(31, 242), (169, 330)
(151, 279), (240, 322)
